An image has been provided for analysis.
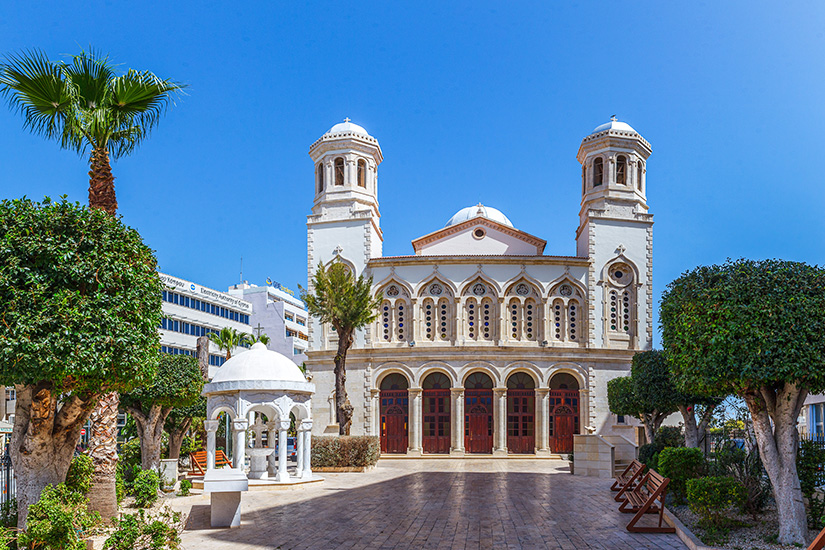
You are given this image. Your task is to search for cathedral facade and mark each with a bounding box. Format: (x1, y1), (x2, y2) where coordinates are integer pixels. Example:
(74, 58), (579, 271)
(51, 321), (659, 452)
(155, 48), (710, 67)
(304, 118), (653, 456)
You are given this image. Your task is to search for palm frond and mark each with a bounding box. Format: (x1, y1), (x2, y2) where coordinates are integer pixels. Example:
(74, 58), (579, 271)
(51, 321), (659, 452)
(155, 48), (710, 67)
(61, 49), (116, 110)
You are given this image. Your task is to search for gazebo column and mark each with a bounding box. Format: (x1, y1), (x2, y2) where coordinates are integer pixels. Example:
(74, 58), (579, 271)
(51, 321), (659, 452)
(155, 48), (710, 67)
(295, 423), (304, 478)
(204, 420), (219, 470)
(301, 420), (313, 479)
(408, 388), (423, 456)
(535, 388), (550, 456)
(276, 420), (291, 482)
(493, 388), (507, 456)
(266, 421), (279, 477)
(232, 418), (249, 471)
(450, 388), (465, 455)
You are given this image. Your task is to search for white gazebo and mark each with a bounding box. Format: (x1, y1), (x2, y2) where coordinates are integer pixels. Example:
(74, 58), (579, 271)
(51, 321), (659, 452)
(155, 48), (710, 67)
(203, 342), (316, 484)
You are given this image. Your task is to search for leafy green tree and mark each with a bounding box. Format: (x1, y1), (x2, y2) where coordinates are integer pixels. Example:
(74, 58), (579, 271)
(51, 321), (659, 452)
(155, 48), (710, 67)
(120, 354), (204, 470)
(661, 259), (825, 545)
(164, 396), (206, 460)
(208, 327), (250, 360)
(300, 262), (382, 435)
(0, 198), (162, 529)
(0, 48), (184, 519)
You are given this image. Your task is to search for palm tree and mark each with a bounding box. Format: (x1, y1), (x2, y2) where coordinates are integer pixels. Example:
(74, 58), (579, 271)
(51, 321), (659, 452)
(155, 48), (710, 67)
(300, 262), (382, 435)
(0, 49), (185, 214)
(247, 332), (271, 345)
(209, 327), (252, 360)
(0, 48), (184, 519)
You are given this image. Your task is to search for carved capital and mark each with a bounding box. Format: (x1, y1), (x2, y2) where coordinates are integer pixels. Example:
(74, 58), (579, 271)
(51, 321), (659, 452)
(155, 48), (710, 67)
(232, 418), (249, 432)
(204, 420), (219, 433)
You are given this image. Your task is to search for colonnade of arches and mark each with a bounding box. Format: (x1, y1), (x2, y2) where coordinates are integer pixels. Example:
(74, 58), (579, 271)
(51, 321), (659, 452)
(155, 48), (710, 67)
(376, 369), (582, 456)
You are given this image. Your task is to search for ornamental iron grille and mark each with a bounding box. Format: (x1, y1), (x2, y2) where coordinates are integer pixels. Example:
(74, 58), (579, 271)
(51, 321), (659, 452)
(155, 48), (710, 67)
(464, 372), (494, 454)
(422, 373), (451, 454)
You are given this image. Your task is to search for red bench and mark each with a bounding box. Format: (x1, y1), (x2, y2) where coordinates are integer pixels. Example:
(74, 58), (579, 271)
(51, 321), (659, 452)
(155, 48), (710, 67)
(618, 469), (676, 534)
(189, 449), (232, 475)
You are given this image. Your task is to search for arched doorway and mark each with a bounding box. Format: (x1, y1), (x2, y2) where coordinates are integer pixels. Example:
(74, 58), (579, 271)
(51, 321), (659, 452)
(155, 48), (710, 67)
(380, 373), (409, 454)
(506, 372), (535, 454)
(422, 372), (451, 454)
(549, 373), (580, 454)
(464, 372), (494, 454)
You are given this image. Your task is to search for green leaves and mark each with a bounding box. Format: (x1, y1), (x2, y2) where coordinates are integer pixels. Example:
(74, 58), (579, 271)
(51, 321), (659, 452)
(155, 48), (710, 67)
(120, 354), (203, 413)
(300, 262), (382, 333)
(0, 197), (163, 394)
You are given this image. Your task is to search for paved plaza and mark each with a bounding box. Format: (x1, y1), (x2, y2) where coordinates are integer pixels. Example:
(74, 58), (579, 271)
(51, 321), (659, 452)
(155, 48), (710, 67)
(174, 459), (686, 550)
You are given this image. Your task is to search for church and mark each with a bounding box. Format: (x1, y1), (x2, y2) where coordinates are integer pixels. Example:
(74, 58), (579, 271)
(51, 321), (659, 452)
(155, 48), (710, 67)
(304, 117), (653, 456)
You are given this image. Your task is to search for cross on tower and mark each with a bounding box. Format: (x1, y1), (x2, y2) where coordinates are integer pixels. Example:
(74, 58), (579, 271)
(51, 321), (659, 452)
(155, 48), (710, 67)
(252, 323), (266, 338)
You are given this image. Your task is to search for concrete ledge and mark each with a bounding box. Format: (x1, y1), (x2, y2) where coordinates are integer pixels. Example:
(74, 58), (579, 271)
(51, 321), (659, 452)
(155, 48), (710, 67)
(314, 465), (375, 472)
(663, 507), (713, 550)
(379, 454), (565, 460)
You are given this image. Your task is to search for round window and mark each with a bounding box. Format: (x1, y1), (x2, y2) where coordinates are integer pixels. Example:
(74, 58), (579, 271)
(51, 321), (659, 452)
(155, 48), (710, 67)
(473, 228), (486, 239)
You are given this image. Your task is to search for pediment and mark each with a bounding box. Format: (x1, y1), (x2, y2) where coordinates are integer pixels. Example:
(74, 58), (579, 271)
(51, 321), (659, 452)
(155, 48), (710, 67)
(412, 218), (546, 256)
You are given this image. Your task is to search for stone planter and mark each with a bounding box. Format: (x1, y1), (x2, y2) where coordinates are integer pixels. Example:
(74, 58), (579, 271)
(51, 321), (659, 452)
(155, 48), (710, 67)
(313, 465), (376, 473)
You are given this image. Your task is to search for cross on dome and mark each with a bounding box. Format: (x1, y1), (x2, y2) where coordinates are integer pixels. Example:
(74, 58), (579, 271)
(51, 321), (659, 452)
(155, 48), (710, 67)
(343, 117), (351, 123)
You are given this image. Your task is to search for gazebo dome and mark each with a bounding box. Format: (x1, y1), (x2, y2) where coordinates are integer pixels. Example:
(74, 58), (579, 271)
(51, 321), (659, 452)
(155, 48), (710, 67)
(211, 342), (305, 384)
(446, 203), (514, 228)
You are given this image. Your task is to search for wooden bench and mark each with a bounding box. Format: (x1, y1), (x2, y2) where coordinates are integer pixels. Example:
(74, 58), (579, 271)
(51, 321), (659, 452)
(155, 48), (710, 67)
(809, 526), (825, 550)
(189, 450), (232, 475)
(618, 469), (676, 533)
(611, 459), (645, 502)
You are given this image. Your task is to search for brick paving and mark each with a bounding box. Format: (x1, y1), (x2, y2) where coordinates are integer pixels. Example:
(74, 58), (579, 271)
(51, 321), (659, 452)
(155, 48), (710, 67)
(174, 459), (686, 550)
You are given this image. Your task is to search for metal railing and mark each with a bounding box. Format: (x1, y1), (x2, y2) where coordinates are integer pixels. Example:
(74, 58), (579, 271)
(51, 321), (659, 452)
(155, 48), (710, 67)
(0, 452), (12, 504)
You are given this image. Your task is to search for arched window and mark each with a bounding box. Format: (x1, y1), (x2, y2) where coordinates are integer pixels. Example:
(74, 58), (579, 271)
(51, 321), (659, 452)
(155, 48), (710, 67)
(567, 300), (579, 341)
(380, 373), (409, 390)
(423, 372), (450, 390)
(334, 157), (344, 186)
(357, 159), (366, 188)
(481, 298), (494, 340)
(552, 299), (564, 340)
(605, 262), (635, 341)
(593, 158), (603, 186)
(395, 300), (407, 341)
(524, 299), (536, 341)
(616, 155), (627, 184)
(466, 298), (478, 341)
(380, 300), (392, 341)
(637, 161), (643, 191)
(581, 166), (586, 194)
(316, 162), (324, 193)
(507, 372), (536, 389)
(509, 299), (522, 341)
(423, 298), (435, 341)
(465, 372), (493, 389)
(437, 298), (451, 341)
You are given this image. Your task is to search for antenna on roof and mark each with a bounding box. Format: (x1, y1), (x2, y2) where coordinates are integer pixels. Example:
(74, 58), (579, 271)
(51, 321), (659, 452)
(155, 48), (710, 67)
(610, 114), (618, 121)
(239, 257), (243, 283)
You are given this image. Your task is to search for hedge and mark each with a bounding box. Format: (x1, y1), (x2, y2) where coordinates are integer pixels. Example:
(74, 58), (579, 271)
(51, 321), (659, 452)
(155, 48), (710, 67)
(311, 436), (380, 468)
(687, 476), (746, 525)
(658, 447), (705, 503)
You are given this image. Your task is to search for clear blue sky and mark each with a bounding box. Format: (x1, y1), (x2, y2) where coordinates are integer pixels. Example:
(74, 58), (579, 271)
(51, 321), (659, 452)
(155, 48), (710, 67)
(1, 2), (823, 343)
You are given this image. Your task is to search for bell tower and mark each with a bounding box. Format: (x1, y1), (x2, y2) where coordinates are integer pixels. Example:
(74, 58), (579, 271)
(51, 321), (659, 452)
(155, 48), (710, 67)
(575, 118), (654, 350)
(307, 119), (383, 350)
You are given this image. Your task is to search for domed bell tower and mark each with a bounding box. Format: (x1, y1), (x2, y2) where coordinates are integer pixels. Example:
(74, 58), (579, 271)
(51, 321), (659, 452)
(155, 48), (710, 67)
(575, 117), (653, 350)
(307, 119), (384, 350)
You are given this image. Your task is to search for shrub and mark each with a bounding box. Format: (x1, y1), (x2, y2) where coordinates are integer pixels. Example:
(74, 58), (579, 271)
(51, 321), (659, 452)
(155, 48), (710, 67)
(0, 527), (13, 550)
(687, 476), (746, 526)
(638, 443), (658, 467)
(116, 465), (126, 505)
(132, 469), (160, 508)
(708, 446), (770, 519)
(311, 436), (380, 468)
(177, 479), (192, 497)
(0, 498), (16, 529)
(180, 436), (201, 456)
(797, 439), (825, 529)
(658, 447), (705, 503)
(120, 438), (142, 484)
(65, 454), (94, 496)
(103, 507), (182, 550)
(17, 483), (100, 550)
(656, 426), (685, 449)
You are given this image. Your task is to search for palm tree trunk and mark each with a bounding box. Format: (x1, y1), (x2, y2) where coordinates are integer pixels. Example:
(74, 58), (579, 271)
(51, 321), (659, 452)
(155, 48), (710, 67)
(88, 147), (117, 215)
(86, 391), (119, 519)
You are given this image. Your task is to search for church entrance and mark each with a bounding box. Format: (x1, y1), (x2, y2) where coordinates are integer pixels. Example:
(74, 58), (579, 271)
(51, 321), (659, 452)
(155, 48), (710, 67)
(548, 373), (580, 455)
(422, 373), (451, 454)
(380, 374), (409, 454)
(464, 372), (494, 454)
(506, 372), (535, 454)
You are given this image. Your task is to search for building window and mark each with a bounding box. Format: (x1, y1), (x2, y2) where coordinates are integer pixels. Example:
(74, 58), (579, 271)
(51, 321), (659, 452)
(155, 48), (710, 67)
(357, 159), (366, 188)
(334, 157), (345, 186)
(593, 158), (603, 186)
(815, 404), (824, 435)
(617, 415), (626, 424)
(616, 155), (627, 184)
(567, 300), (579, 341)
(581, 166), (586, 194)
(294, 348), (302, 355)
(637, 161), (643, 191)
(438, 298), (451, 341)
(423, 298), (435, 341)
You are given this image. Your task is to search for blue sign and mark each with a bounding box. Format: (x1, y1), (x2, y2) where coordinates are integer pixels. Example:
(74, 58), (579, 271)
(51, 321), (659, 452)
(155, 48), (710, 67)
(190, 284), (196, 291)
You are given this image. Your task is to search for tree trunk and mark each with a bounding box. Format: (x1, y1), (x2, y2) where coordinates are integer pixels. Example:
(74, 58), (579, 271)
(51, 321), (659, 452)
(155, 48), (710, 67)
(641, 415), (655, 445)
(87, 391), (119, 519)
(88, 147), (117, 214)
(167, 417), (192, 460)
(334, 328), (354, 435)
(678, 404), (700, 448)
(128, 405), (172, 471)
(744, 383), (809, 545)
(11, 383), (95, 529)
(697, 403), (717, 452)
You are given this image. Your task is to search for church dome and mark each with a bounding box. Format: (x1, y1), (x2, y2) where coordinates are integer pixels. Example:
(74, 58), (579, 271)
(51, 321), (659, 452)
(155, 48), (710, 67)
(446, 204), (514, 228)
(325, 120), (370, 137)
(590, 118), (638, 135)
(211, 342), (306, 384)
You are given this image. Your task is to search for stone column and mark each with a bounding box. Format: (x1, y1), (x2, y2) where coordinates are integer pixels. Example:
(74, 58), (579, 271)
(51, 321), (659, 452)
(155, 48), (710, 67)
(232, 418), (248, 471)
(411, 299), (420, 343)
(408, 388), (423, 455)
(579, 387), (592, 433)
(266, 421), (279, 477)
(302, 420), (313, 479)
(204, 420), (219, 470)
(370, 389), (381, 437)
(535, 389), (550, 456)
(497, 298), (505, 344)
(276, 420), (291, 482)
(493, 388), (508, 456)
(450, 388), (465, 455)
(295, 426), (304, 478)
(454, 298), (462, 343)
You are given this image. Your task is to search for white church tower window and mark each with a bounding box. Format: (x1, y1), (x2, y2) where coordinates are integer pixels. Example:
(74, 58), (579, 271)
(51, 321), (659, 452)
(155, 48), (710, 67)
(357, 159), (366, 188)
(334, 157), (344, 186)
(616, 155), (627, 184)
(593, 157), (603, 186)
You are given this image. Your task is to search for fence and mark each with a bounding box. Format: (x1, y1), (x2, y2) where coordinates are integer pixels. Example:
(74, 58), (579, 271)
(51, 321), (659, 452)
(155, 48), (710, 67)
(0, 452), (12, 504)
(801, 433), (825, 487)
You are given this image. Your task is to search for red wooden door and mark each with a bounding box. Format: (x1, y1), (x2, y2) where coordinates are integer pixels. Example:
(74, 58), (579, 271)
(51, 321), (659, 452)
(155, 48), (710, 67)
(423, 389), (451, 454)
(548, 388), (579, 455)
(507, 390), (535, 454)
(380, 390), (408, 454)
(464, 390), (493, 453)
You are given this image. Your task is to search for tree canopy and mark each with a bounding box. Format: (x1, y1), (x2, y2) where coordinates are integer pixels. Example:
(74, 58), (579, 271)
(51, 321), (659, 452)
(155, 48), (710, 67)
(121, 354), (203, 413)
